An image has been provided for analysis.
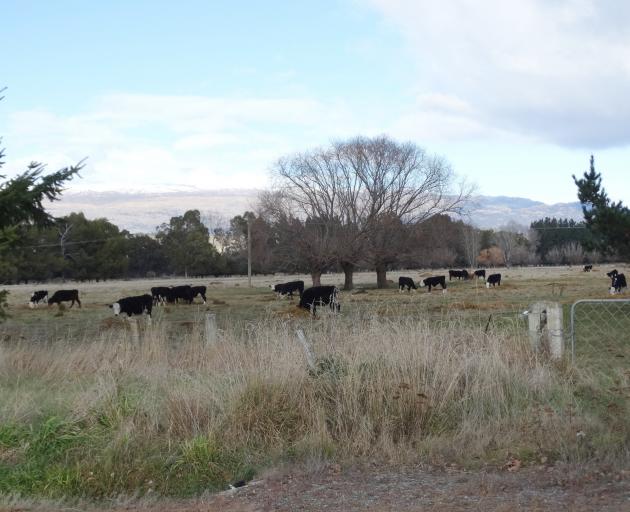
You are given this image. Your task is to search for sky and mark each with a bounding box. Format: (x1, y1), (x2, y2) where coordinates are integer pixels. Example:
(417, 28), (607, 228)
(1, 0), (629, 204)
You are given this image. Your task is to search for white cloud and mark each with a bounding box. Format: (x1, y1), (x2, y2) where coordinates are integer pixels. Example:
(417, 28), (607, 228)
(368, 0), (630, 148)
(3, 93), (361, 191)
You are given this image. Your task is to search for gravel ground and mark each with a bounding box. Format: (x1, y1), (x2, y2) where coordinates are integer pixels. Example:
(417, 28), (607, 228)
(8, 463), (626, 512)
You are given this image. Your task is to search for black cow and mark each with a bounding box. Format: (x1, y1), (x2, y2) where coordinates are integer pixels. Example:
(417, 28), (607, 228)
(611, 273), (627, 294)
(109, 294), (153, 317)
(486, 273), (502, 287)
(398, 276), (417, 292)
(298, 285), (340, 314)
(151, 286), (171, 305)
(270, 280), (305, 298)
(48, 289), (81, 307)
(474, 269), (486, 280)
(191, 285), (207, 304)
(448, 269), (469, 280)
(607, 269), (618, 279)
(29, 290), (48, 308)
(583, 264), (593, 272)
(167, 285), (194, 304)
(421, 276), (447, 292)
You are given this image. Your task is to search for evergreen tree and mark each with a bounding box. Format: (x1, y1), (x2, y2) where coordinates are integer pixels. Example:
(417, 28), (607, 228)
(573, 155), (630, 258)
(156, 210), (223, 277)
(0, 91), (82, 318)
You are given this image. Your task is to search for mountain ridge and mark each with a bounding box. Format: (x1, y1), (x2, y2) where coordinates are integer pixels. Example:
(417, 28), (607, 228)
(47, 189), (584, 233)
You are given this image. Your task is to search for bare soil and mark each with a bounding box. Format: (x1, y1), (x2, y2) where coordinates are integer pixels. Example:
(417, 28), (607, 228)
(9, 463), (626, 512)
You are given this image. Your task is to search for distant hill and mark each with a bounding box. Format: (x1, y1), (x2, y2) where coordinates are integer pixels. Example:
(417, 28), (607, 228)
(47, 190), (584, 233)
(465, 195), (583, 229)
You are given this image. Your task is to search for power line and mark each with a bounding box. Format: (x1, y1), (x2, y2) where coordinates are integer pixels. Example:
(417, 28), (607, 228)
(18, 236), (127, 250)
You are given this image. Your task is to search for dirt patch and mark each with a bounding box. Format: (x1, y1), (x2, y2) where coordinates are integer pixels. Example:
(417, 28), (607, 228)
(46, 463), (629, 512)
(211, 299), (228, 305)
(273, 307), (311, 319)
(99, 317), (117, 331)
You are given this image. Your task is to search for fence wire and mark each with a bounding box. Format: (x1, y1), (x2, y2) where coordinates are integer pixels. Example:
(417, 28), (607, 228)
(569, 299), (630, 367)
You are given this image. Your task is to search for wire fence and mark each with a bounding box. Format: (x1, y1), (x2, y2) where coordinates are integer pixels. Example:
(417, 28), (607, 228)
(2, 275), (628, 372)
(569, 299), (630, 368)
(0, 313), (212, 345)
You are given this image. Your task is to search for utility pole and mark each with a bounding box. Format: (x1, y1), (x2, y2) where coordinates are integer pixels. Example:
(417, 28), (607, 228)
(247, 217), (252, 287)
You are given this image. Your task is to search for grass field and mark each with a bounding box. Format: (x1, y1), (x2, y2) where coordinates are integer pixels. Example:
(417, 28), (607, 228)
(1, 265), (629, 500)
(1, 265), (626, 335)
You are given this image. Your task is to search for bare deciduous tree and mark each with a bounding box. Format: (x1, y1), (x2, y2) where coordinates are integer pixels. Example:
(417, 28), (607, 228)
(268, 135), (472, 288)
(494, 222), (528, 268)
(461, 223), (481, 268)
(562, 242), (585, 265)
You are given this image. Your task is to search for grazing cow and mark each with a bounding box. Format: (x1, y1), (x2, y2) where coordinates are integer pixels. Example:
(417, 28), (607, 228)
(398, 276), (417, 292)
(421, 276), (447, 292)
(191, 285), (207, 304)
(607, 269), (618, 279)
(486, 273), (502, 287)
(167, 285), (194, 304)
(29, 290), (48, 308)
(611, 273), (627, 294)
(448, 269), (469, 280)
(270, 280), (305, 298)
(48, 289), (81, 307)
(298, 285), (340, 314)
(150, 286), (171, 305)
(474, 269), (486, 280)
(583, 264), (593, 272)
(109, 294), (153, 317)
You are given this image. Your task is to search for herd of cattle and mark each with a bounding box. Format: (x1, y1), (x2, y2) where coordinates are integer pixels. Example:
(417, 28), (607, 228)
(25, 266), (628, 318)
(397, 269), (502, 293)
(28, 285), (209, 318)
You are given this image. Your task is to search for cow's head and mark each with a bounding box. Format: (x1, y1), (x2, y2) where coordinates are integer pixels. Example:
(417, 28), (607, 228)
(28, 301), (35, 309)
(109, 302), (121, 315)
(486, 282), (490, 289)
(269, 284), (276, 290)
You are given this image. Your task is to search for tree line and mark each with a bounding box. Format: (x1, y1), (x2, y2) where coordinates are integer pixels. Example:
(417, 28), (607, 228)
(2, 124), (627, 292)
(0, 206), (613, 287)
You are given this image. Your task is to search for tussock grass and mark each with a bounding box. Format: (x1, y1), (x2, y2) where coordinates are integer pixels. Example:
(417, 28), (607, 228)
(1, 312), (628, 499)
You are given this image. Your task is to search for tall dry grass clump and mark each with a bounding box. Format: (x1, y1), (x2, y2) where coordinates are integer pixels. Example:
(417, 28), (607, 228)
(0, 312), (627, 498)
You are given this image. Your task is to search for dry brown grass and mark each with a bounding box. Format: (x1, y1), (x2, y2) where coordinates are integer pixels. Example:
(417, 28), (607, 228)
(2, 314), (626, 471)
(1, 265), (629, 498)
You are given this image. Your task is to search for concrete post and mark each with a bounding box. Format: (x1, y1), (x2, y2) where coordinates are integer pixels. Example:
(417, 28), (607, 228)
(205, 313), (217, 346)
(527, 301), (564, 360)
(128, 317), (140, 345)
(295, 329), (316, 371)
(546, 302), (564, 360)
(528, 302), (544, 352)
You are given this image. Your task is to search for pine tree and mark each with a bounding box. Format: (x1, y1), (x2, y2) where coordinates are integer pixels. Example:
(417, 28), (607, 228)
(573, 155), (630, 258)
(0, 92), (82, 318)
